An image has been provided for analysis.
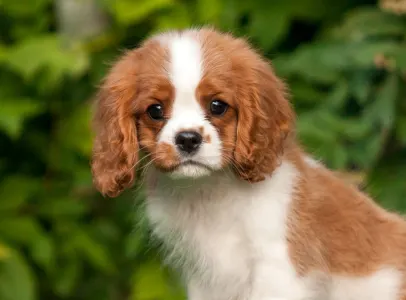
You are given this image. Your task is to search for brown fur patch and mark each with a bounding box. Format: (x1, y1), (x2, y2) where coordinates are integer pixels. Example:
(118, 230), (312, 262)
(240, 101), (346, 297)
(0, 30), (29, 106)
(91, 39), (171, 197)
(285, 146), (406, 288)
(198, 28), (294, 180)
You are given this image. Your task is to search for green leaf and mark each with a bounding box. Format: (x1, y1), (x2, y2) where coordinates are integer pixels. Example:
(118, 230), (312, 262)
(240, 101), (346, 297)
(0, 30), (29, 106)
(367, 157), (406, 212)
(132, 259), (183, 300)
(0, 218), (44, 246)
(395, 116), (406, 146)
(273, 43), (344, 83)
(153, 3), (192, 31)
(364, 73), (399, 128)
(0, 45), (7, 62)
(53, 257), (80, 297)
(197, 0), (222, 24)
(0, 248), (36, 300)
(350, 41), (399, 68)
(5, 35), (89, 83)
(0, 176), (38, 212)
(248, 6), (290, 50)
(37, 197), (88, 219)
(109, 0), (174, 25)
(57, 104), (92, 156)
(331, 7), (406, 41)
(125, 231), (146, 259)
(341, 118), (373, 140)
(289, 80), (328, 105)
(68, 230), (114, 273)
(0, 243), (11, 261)
(391, 46), (406, 72)
(354, 132), (385, 169)
(324, 80), (349, 110)
(219, 0), (250, 31)
(0, 0), (48, 17)
(0, 98), (44, 138)
(289, 0), (350, 20)
(348, 72), (372, 104)
(30, 234), (55, 273)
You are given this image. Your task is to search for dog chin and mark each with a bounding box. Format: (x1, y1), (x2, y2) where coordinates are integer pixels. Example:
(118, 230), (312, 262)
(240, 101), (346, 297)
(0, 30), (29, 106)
(169, 163), (212, 179)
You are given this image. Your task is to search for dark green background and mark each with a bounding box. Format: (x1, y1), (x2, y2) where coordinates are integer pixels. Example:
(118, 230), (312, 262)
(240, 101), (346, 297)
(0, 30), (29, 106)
(0, 0), (405, 299)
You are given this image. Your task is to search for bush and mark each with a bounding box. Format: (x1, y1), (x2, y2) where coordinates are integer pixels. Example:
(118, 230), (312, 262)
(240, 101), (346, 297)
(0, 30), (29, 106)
(0, 0), (405, 299)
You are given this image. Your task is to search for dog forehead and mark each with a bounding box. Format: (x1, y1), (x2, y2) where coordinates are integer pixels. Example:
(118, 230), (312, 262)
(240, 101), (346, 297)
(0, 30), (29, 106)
(152, 31), (205, 120)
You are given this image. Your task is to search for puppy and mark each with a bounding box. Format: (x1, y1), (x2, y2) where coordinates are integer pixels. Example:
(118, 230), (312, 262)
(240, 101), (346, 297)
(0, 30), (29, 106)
(91, 28), (406, 300)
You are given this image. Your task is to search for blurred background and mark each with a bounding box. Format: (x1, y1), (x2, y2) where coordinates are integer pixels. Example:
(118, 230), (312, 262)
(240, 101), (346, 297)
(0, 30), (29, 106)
(0, 0), (405, 299)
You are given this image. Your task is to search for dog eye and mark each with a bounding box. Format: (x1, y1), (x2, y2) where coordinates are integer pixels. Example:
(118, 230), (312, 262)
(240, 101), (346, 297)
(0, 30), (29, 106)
(210, 100), (228, 116)
(147, 104), (164, 120)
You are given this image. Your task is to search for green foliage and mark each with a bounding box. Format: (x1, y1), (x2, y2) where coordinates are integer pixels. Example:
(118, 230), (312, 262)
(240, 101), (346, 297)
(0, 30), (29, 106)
(0, 0), (405, 299)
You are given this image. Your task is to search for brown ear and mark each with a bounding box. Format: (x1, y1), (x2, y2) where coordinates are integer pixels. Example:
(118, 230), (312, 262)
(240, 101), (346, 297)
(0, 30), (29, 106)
(234, 60), (294, 182)
(91, 52), (139, 197)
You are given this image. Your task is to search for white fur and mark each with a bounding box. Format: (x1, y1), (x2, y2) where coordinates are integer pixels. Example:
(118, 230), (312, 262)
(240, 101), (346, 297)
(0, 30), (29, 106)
(146, 161), (305, 300)
(328, 268), (402, 300)
(304, 155), (322, 168)
(156, 32), (222, 178)
(145, 161), (402, 300)
(144, 31), (403, 300)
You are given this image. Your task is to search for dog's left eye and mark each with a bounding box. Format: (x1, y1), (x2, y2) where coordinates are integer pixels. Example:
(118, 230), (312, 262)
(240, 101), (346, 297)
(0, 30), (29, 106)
(147, 104), (164, 120)
(210, 100), (228, 116)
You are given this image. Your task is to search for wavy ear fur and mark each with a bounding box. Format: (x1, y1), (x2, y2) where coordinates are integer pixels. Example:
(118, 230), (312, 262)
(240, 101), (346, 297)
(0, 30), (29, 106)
(91, 52), (139, 197)
(234, 59), (294, 182)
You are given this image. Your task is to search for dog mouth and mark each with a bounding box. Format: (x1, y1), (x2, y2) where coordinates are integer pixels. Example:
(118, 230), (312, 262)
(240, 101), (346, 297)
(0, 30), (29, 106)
(178, 160), (213, 171)
(153, 158), (214, 178)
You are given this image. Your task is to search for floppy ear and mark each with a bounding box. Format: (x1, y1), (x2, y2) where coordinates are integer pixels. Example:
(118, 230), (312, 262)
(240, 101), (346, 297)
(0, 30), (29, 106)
(91, 52), (139, 197)
(234, 60), (294, 182)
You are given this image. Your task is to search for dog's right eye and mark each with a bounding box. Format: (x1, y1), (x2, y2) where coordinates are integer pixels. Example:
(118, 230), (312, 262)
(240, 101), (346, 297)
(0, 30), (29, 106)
(147, 104), (164, 121)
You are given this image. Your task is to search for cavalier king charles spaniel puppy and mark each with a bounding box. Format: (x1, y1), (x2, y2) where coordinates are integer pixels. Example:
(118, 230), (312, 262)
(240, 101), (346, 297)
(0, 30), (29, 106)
(91, 28), (406, 300)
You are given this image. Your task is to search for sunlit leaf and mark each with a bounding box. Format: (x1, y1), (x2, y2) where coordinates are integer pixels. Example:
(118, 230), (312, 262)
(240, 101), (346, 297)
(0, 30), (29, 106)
(197, 0), (222, 24)
(132, 259), (183, 300)
(0, 248), (36, 300)
(0, 243), (11, 260)
(109, 0), (173, 25)
(5, 35), (89, 83)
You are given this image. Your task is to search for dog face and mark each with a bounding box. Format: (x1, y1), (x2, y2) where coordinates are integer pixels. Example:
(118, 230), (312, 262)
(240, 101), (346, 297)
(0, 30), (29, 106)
(91, 28), (293, 197)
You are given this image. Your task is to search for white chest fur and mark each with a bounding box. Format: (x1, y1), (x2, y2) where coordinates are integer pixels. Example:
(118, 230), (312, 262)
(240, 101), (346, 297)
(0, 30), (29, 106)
(144, 161), (403, 300)
(145, 161), (308, 300)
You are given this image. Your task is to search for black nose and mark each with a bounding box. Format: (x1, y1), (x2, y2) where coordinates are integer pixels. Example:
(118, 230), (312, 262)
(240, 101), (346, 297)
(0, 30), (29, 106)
(175, 131), (202, 154)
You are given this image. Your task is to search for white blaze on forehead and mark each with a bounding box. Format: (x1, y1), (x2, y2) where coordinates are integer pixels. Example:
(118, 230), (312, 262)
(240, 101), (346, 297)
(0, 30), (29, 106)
(169, 34), (202, 90)
(154, 32), (223, 173)
(158, 32), (207, 140)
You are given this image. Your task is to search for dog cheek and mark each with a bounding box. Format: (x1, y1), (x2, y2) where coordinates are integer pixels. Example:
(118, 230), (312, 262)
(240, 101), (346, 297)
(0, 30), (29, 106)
(154, 142), (180, 170)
